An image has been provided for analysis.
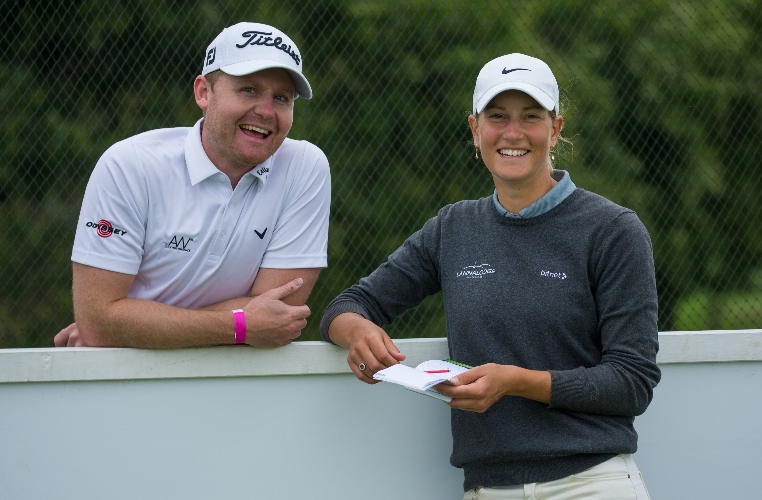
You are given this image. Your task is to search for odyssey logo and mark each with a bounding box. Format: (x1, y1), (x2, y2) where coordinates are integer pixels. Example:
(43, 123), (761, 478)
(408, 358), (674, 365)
(456, 263), (496, 279)
(164, 235), (195, 253)
(86, 219), (127, 238)
(540, 270), (567, 280)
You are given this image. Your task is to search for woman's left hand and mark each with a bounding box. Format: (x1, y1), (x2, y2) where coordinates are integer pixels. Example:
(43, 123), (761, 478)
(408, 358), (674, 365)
(436, 363), (551, 413)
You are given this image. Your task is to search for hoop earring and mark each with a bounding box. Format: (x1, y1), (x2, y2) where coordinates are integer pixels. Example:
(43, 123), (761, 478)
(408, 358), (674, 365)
(550, 150), (555, 162)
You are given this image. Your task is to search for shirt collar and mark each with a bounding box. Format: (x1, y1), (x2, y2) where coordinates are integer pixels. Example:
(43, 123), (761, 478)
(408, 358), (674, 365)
(184, 118), (272, 187)
(492, 170), (576, 219)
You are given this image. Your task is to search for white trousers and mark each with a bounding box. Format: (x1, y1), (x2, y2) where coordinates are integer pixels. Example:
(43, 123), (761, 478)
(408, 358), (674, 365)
(463, 454), (651, 500)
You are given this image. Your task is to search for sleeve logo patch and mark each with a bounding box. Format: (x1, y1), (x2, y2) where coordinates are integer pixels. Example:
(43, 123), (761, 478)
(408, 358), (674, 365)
(86, 219), (127, 238)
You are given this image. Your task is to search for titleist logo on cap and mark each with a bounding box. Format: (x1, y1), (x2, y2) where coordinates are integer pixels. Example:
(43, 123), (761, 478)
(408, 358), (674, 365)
(201, 22), (313, 99)
(236, 30), (301, 66)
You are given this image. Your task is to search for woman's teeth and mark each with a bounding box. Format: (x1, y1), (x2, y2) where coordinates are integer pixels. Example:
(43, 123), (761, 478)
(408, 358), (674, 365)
(498, 149), (528, 157)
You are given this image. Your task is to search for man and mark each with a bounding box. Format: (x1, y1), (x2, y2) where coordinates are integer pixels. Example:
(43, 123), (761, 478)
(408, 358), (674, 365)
(54, 22), (330, 348)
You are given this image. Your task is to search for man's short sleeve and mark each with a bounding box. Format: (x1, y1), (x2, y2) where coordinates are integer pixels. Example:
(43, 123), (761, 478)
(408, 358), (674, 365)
(71, 139), (147, 275)
(260, 143), (330, 269)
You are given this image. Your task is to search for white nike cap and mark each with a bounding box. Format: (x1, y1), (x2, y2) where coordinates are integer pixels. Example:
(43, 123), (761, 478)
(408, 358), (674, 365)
(473, 53), (558, 114)
(202, 22), (312, 99)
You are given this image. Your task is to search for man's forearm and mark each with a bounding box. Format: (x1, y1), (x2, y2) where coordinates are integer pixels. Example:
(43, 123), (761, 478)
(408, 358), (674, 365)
(72, 263), (320, 348)
(200, 297), (253, 312)
(72, 263), (235, 348)
(77, 297), (236, 348)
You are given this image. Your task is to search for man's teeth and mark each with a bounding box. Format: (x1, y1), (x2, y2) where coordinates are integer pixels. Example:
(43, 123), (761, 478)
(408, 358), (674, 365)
(240, 124), (270, 136)
(499, 149), (528, 157)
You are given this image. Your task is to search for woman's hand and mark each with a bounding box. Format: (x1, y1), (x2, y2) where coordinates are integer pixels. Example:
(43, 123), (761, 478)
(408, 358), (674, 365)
(328, 313), (406, 384)
(436, 363), (551, 413)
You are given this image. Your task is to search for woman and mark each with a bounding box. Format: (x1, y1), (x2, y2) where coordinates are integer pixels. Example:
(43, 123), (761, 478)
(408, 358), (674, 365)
(320, 53), (659, 499)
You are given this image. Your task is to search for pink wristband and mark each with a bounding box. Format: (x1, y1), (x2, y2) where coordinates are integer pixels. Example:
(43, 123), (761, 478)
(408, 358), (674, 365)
(232, 309), (246, 344)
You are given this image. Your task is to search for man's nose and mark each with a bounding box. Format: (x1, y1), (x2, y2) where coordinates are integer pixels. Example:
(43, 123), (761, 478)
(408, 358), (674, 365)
(254, 95), (276, 117)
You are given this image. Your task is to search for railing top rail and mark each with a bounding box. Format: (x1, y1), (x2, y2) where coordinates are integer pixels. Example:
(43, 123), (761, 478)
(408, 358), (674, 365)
(2, 331), (761, 384)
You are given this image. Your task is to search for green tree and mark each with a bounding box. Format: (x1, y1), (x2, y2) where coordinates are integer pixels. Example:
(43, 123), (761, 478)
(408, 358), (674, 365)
(1, 0), (761, 347)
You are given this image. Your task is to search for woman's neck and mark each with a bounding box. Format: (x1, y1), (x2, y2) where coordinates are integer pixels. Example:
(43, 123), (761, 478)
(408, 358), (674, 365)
(494, 171), (558, 215)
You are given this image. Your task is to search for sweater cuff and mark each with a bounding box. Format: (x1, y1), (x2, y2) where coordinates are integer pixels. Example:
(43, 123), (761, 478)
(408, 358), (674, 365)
(548, 367), (586, 408)
(319, 299), (369, 344)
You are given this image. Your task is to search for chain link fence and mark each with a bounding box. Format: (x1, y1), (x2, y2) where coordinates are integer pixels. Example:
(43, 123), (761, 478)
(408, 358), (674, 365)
(2, 0), (761, 347)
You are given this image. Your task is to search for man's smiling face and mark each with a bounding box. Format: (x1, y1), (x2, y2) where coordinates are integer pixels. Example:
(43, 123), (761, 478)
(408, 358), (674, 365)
(195, 68), (295, 177)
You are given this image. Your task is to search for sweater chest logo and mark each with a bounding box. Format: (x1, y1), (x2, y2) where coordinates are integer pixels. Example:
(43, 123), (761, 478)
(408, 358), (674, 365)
(540, 269), (567, 280)
(456, 263), (495, 279)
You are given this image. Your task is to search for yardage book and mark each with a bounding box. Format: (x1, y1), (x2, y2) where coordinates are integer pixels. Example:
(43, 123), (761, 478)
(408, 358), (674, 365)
(372, 359), (471, 402)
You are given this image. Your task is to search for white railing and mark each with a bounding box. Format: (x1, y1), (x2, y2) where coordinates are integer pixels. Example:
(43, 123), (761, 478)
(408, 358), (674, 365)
(1, 331), (761, 499)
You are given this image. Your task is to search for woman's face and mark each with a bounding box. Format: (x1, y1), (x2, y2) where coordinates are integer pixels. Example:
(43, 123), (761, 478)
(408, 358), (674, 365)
(469, 90), (563, 189)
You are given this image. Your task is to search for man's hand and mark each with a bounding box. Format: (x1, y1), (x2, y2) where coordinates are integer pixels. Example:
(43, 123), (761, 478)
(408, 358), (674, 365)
(436, 364), (551, 412)
(328, 313), (406, 384)
(242, 278), (311, 347)
(54, 323), (88, 347)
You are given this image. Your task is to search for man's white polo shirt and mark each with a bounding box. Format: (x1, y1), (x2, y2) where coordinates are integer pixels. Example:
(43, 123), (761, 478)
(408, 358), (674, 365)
(72, 119), (330, 309)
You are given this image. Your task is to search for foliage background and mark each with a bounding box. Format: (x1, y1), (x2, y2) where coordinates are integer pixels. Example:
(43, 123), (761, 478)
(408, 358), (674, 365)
(2, 0), (761, 347)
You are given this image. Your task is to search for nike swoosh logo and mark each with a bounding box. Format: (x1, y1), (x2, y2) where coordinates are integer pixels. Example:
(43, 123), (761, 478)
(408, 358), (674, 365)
(254, 228), (268, 239)
(502, 68), (529, 74)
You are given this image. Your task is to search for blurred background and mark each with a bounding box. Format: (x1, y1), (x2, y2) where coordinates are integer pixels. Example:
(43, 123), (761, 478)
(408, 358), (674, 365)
(1, 0), (761, 347)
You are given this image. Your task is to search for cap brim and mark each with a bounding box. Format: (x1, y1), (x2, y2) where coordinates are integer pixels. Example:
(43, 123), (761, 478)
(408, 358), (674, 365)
(221, 60), (313, 99)
(475, 81), (554, 113)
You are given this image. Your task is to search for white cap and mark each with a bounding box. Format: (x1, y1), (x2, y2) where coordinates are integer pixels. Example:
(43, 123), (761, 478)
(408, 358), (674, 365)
(202, 22), (312, 99)
(473, 53), (558, 114)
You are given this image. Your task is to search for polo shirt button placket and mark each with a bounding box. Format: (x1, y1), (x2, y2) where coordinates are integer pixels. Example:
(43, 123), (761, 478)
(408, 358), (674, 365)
(209, 176), (255, 260)
(210, 185), (235, 259)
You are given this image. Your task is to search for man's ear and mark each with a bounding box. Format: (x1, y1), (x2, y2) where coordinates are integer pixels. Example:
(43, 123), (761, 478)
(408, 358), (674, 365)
(194, 75), (211, 111)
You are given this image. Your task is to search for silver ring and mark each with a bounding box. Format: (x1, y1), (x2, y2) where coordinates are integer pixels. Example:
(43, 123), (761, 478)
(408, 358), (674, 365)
(358, 362), (366, 371)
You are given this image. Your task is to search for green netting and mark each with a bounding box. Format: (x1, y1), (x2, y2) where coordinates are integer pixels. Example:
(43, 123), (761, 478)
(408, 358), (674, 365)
(2, 0), (761, 347)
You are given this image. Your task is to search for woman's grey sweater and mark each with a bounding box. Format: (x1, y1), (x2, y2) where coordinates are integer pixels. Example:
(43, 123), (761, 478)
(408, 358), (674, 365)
(320, 189), (660, 490)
